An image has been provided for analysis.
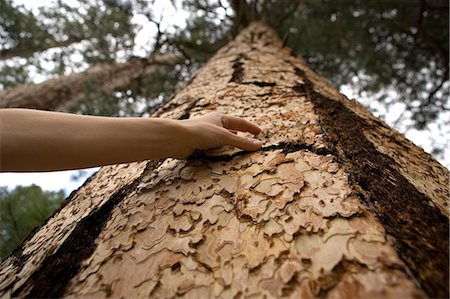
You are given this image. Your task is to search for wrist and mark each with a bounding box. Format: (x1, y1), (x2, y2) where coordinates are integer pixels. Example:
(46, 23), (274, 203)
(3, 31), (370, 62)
(157, 118), (194, 159)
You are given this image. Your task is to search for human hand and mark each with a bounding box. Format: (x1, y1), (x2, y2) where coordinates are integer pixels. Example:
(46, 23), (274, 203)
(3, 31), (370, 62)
(0, 109), (262, 171)
(174, 112), (262, 159)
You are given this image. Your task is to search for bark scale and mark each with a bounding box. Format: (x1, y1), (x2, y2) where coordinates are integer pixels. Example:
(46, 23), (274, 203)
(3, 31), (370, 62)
(0, 23), (448, 299)
(0, 54), (179, 111)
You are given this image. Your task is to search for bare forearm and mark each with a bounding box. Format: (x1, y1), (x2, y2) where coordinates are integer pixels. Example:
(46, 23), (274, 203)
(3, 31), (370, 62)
(0, 109), (183, 171)
(1, 109), (262, 172)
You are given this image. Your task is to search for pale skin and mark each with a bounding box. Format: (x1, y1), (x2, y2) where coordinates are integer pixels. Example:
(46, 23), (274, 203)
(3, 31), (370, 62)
(0, 109), (263, 172)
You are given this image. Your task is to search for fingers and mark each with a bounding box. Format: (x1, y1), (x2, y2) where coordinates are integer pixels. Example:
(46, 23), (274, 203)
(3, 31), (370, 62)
(190, 112), (263, 152)
(221, 115), (261, 135)
(225, 131), (263, 151)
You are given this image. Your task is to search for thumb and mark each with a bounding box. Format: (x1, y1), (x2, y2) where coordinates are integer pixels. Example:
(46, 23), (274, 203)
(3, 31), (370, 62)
(226, 132), (263, 151)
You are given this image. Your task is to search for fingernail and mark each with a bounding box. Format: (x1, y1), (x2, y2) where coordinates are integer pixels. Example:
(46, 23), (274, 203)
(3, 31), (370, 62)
(253, 140), (262, 146)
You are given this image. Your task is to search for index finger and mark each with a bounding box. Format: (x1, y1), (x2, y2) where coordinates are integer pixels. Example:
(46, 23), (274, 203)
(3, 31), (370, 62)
(221, 115), (261, 135)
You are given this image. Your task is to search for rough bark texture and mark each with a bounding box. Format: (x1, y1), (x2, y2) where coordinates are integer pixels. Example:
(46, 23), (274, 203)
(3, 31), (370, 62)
(0, 54), (179, 111)
(0, 23), (448, 299)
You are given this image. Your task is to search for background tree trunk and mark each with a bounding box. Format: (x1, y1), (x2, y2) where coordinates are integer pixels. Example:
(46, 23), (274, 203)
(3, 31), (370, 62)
(0, 54), (179, 111)
(0, 36), (84, 61)
(0, 22), (448, 299)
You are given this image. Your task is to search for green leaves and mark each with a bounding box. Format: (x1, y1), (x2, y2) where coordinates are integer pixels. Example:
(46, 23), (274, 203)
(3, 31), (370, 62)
(0, 185), (64, 260)
(271, 0), (448, 128)
(0, 0), (54, 59)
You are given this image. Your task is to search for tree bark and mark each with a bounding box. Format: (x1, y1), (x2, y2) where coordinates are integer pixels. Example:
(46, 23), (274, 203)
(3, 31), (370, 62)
(0, 22), (448, 299)
(0, 54), (180, 111)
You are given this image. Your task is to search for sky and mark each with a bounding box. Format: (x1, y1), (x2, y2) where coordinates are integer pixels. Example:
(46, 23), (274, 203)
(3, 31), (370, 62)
(0, 168), (98, 194)
(1, 0), (448, 196)
(0, 0), (189, 195)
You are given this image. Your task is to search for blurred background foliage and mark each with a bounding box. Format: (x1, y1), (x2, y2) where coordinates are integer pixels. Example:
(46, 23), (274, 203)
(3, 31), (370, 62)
(0, 0), (448, 258)
(0, 0), (447, 141)
(1, 0), (448, 129)
(0, 185), (64, 261)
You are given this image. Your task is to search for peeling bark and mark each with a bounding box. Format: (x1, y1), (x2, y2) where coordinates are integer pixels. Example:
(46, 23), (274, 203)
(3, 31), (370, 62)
(0, 54), (180, 111)
(0, 22), (448, 299)
(292, 67), (449, 297)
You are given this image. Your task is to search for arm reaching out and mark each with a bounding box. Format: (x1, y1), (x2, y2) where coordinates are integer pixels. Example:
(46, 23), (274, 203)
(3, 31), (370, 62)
(0, 109), (262, 172)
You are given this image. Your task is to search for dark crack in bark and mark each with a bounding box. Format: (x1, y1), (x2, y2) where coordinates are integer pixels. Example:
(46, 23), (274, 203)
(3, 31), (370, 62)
(292, 66), (449, 298)
(241, 81), (277, 87)
(229, 53), (245, 83)
(13, 161), (161, 298)
(178, 97), (203, 120)
(3, 168), (101, 275)
(189, 141), (333, 163)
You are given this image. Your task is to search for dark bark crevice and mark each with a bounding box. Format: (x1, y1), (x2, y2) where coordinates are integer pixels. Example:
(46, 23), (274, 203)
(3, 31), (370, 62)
(292, 66), (449, 298)
(12, 160), (161, 298)
(229, 53), (245, 83)
(4, 168), (100, 274)
(241, 81), (277, 87)
(178, 97), (203, 120)
(190, 141), (333, 163)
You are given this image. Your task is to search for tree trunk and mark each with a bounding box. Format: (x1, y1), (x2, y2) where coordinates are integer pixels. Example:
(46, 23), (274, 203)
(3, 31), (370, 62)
(0, 36), (84, 61)
(0, 22), (448, 299)
(0, 54), (180, 111)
